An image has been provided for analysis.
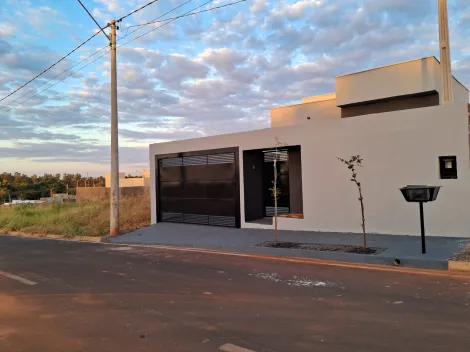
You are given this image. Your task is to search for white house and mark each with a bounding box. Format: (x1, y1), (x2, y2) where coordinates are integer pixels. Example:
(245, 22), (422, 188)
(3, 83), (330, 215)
(149, 57), (470, 238)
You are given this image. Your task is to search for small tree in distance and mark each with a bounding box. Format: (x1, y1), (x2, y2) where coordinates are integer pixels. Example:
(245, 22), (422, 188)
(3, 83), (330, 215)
(337, 155), (367, 248)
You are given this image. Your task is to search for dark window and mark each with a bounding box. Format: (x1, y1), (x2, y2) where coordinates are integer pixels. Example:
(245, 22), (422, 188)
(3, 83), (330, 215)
(439, 156), (457, 179)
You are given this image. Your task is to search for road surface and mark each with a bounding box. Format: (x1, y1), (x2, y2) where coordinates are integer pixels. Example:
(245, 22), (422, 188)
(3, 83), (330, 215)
(0, 235), (469, 352)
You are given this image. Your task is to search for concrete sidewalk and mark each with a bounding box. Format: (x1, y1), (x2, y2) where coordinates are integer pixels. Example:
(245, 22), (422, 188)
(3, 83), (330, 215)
(106, 223), (469, 270)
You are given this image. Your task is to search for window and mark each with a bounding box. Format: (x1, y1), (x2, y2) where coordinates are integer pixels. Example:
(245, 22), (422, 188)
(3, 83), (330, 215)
(439, 156), (457, 179)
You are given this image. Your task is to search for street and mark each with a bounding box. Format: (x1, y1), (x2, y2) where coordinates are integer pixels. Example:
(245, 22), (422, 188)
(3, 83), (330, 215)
(0, 235), (469, 352)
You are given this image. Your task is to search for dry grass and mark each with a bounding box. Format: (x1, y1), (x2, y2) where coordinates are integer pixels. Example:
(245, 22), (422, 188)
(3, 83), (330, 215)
(0, 194), (150, 237)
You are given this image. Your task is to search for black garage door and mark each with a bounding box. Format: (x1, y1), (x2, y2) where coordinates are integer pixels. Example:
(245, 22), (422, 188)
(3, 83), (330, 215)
(157, 149), (240, 228)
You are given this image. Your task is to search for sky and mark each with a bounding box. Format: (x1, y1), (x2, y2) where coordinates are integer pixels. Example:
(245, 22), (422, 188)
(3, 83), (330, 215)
(0, 0), (469, 176)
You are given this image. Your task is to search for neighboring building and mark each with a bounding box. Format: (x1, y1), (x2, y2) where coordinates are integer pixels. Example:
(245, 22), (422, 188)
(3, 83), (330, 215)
(105, 170), (150, 188)
(149, 57), (470, 238)
(40, 193), (76, 203)
(3, 200), (46, 206)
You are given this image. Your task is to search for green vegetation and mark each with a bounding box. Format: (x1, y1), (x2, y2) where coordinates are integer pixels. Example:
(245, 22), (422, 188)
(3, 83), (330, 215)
(0, 194), (150, 237)
(0, 173), (105, 203)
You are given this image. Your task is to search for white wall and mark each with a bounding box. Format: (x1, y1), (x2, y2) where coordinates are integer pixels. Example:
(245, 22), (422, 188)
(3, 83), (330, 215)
(150, 103), (470, 237)
(301, 93), (336, 103)
(451, 77), (469, 104)
(270, 99), (341, 127)
(336, 57), (469, 106)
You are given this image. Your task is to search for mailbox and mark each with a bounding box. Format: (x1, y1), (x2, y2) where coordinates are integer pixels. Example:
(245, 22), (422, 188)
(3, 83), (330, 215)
(399, 185), (441, 254)
(400, 185), (441, 203)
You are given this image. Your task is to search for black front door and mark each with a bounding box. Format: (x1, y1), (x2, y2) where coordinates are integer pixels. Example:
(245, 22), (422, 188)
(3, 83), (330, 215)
(157, 149), (240, 228)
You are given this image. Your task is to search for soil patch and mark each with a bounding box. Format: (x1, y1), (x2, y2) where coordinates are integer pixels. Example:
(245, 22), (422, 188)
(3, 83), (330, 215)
(452, 249), (470, 262)
(257, 241), (385, 255)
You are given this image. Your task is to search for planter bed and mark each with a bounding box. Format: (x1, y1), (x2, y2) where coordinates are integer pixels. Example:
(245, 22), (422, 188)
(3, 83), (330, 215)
(257, 241), (385, 255)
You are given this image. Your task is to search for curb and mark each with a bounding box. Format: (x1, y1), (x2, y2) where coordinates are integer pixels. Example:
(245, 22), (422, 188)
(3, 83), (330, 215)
(104, 242), (470, 279)
(448, 260), (470, 272)
(3, 231), (102, 243)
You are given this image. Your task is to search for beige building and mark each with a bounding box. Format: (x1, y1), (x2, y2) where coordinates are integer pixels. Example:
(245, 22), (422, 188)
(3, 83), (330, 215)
(149, 57), (470, 238)
(105, 170), (150, 188)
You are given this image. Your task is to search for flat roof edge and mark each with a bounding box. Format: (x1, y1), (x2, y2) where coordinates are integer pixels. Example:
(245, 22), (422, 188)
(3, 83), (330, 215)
(271, 98), (336, 110)
(336, 57), (437, 78)
(337, 56), (468, 92)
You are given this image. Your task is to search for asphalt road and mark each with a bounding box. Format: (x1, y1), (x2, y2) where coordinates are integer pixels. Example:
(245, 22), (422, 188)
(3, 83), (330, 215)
(0, 235), (469, 352)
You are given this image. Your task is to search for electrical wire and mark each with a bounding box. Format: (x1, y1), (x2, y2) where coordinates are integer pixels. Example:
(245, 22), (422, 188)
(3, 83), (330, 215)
(117, 0), (194, 40)
(0, 45), (109, 111)
(2, 49), (109, 112)
(0, 0), (161, 105)
(0, 0), (188, 110)
(117, 0), (161, 22)
(0, 0), (246, 110)
(126, 0), (247, 29)
(118, 0), (217, 47)
(0, 30), (104, 104)
(120, 0), (194, 39)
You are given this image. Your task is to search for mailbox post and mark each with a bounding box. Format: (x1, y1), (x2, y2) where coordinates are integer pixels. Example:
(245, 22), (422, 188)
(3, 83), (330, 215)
(400, 185), (441, 254)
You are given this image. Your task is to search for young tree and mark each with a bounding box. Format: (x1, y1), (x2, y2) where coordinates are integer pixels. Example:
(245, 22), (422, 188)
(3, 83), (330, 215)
(271, 137), (287, 243)
(337, 155), (367, 248)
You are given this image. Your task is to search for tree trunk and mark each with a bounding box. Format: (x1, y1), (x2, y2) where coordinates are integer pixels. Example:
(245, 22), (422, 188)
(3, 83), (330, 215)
(358, 187), (366, 248)
(274, 179), (278, 243)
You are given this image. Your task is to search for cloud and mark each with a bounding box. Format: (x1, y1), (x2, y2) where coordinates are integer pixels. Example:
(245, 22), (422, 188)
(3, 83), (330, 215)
(0, 40), (12, 55)
(199, 48), (248, 72)
(153, 53), (209, 88)
(0, 22), (16, 38)
(250, 0), (269, 13)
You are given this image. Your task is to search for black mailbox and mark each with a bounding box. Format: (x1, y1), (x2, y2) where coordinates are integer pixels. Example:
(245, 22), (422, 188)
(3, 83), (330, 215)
(400, 185), (441, 254)
(400, 185), (441, 203)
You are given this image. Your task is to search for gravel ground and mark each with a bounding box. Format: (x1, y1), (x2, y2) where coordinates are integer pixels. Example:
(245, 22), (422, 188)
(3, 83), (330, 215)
(257, 241), (384, 255)
(452, 249), (470, 262)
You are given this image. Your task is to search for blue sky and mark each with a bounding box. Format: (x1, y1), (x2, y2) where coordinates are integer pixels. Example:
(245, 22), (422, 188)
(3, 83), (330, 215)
(1, 0), (469, 176)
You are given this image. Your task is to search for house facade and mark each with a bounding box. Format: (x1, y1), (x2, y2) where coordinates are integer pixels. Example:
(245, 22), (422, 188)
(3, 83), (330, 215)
(149, 57), (470, 238)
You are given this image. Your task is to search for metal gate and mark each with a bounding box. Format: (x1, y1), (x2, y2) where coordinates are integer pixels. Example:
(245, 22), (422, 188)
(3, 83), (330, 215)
(157, 150), (239, 228)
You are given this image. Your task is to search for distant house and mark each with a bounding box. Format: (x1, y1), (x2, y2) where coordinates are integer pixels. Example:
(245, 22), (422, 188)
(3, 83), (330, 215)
(2, 200), (47, 206)
(105, 170), (150, 188)
(148, 57), (470, 238)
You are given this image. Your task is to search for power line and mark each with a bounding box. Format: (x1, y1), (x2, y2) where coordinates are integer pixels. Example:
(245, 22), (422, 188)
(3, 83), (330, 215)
(0, 45), (109, 111)
(118, 0), (161, 22)
(0, 0), (175, 105)
(0, 0), (246, 111)
(2, 50), (109, 112)
(0, 30), (104, 104)
(126, 0), (247, 29)
(120, 0), (194, 39)
(0, 1), (193, 110)
(77, 0), (110, 40)
(119, 0), (223, 47)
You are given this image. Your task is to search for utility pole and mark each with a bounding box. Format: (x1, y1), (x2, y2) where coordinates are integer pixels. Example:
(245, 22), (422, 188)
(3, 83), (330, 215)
(109, 19), (120, 236)
(438, 0), (453, 103)
(77, 1), (120, 236)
